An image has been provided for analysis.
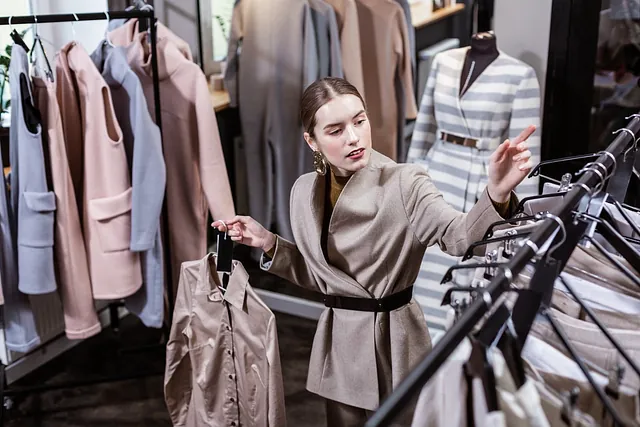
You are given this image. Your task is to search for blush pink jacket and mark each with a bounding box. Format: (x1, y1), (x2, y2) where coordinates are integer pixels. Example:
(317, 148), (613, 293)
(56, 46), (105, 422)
(35, 76), (101, 339)
(109, 22), (236, 291)
(57, 42), (142, 299)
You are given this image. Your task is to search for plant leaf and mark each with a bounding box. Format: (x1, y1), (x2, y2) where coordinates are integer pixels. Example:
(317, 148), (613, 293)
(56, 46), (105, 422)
(0, 56), (10, 69)
(5, 45), (11, 57)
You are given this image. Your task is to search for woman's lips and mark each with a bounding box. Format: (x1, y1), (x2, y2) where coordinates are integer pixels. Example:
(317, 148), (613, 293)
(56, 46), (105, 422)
(347, 148), (365, 160)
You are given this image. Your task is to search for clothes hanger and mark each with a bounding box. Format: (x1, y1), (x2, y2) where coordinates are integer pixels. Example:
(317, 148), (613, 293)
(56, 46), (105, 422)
(8, 17), (29, 53)
(440, 261), (504, 285)
(604, 196), (640, 237)
(575, 212), (640, 274)
(29, 16), (53, 83)
(460, 232), (532, 262)
(464, 336), (500, 415)
(513, 191), (568, 215)
(482, 213), (541, 240)
(215, 221), (234, 289)
(579, 233), (640, 287)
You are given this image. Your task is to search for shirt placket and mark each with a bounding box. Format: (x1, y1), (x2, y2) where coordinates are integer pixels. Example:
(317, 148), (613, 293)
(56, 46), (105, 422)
(220, 302), (240, 426)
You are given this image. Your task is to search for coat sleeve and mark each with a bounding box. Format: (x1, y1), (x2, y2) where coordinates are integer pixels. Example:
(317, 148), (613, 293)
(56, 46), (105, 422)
(260, 235), (322, 292)
(130, 75), (167, 251)
(340, 0), (366, 98)
(327, 7), (344, 78)
(401, 165), (504, 255)
(195, 72), (236, 221)
(224, 0), (244, 107)
(510, 66), (541, 199)
(407, 54), (439, 162)
(164, 265), (193, 426)
(266, 315), (287, 427)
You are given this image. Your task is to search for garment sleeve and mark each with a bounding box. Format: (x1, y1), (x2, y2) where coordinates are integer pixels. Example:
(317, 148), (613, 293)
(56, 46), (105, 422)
(395, 6), (417, 120)
(407, 55), (439, 162)
(266, 315), (287, 427)
(327, 7), (344, 78)
(260, 235), (322, 292)
(195, 72), (236, 221)
(510, 67), (541, 199)
(164, 265), (193, 426)
(401, 165), (506, 255)
(224, 0), (244, 107)
(130, 77), (166, 251)
(303, 3), (319, 88)
(340, 0), (366, 98)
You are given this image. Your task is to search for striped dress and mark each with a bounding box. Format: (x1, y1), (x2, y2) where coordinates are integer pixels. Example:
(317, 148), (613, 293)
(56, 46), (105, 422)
(407, 47), (541, 333)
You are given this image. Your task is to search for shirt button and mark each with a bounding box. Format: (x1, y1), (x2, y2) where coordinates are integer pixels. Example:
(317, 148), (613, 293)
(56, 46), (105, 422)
(227, 349), (232, 355)
(231, 422), (236, 426)
(229, 374), (234, 380)
(230, 397), (235, 403)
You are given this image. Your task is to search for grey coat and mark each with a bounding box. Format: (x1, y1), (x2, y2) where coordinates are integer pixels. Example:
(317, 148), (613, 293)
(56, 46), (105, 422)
(3, 44), (43, 352)
(91, 43), (166, 328)
(9, 44), (57, 295)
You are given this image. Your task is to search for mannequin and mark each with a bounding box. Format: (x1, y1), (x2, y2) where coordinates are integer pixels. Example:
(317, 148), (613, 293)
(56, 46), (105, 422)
(460, 32), (499, 96)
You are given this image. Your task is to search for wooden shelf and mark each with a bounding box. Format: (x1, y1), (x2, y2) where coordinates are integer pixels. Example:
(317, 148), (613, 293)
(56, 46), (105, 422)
(411, 2), (465, 29)
(210, 88), (231, 112)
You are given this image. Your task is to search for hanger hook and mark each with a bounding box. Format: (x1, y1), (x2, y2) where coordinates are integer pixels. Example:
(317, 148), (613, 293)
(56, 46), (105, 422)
(217, 220), (228, 235)
(71, 13), (79, 40)
(542, 213), (567, 259)
(614, 128), (639, 157)
(33, 15), (38, 37)
(8, 16), (13, 32)
(597, 151), (617, 179)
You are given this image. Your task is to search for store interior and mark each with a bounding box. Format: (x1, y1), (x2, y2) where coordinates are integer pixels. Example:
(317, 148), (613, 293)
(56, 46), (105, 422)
(0, 0), (639, 426)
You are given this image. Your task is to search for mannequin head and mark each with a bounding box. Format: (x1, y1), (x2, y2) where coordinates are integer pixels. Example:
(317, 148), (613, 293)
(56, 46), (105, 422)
(301, 78), (372, 177)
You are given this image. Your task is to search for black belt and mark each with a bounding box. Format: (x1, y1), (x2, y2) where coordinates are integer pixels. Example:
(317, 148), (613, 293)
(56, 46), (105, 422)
(322, 286), (413, 312)
(440, 131), (478, 148)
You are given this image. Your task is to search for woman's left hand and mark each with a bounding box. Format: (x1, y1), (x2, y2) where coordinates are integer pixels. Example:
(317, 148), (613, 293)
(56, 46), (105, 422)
(487, 125), (536, 203)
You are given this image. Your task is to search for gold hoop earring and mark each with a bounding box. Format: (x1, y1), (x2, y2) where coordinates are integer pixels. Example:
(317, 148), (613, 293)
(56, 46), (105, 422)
(313, 150), (327, 176)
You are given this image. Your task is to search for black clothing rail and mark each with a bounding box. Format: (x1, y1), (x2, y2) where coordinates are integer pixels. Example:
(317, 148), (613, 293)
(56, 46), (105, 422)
(0, 8), (173, 422)
(366, 114), (640, 427)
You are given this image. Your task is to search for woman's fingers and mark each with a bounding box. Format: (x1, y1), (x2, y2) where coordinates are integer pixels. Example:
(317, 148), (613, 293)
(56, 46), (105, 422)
(492, 140), (510, 162)
(518, 160), (533, 172)
(513, 150), (532, 162)
(511, 125), (536, 145)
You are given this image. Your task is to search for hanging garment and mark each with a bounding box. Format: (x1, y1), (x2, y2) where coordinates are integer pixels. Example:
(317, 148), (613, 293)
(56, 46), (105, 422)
(90, 42), (166, 329)
(324, 0), (367, 98)
(407, 47), (541, 332)
(394, 0), (416, 163)
(9, 44), (57, 295)
(109, 23), (235, 294)
(164, 255), (286, 427)
(0, 46), (41, 352)
(57, 42), (142, 300)
(32, 76), (101, 340)
(260, 150), (507, 411)
(224, 0), (316, 241)
(355, 0), (417, 160)
(309, 0), (344, 80)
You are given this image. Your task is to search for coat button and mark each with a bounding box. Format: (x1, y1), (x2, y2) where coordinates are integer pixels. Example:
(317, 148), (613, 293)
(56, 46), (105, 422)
(231, 422), (236, 426)
(229, 374), (234, 380)
(230, 397), (235, 403)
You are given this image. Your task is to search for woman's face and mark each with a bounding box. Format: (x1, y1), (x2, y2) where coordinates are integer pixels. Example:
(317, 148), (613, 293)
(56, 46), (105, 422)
(304, 94), (372, 176)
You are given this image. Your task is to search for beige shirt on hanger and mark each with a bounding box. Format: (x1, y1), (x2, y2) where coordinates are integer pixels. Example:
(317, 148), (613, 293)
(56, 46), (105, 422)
(164, 255), (286, 427)
(355, 0), (417, 160)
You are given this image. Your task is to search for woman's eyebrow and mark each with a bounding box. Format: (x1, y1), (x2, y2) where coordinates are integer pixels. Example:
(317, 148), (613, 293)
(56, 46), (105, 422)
(323, 110), (366, 130)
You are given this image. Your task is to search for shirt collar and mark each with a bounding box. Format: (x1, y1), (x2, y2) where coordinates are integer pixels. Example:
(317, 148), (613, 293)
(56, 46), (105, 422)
(199, 253), (249, 310)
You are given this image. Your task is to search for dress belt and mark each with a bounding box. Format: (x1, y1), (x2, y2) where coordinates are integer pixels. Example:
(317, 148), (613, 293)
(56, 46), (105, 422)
(322, 286), (413, 312)
(440, 131), (478, 148)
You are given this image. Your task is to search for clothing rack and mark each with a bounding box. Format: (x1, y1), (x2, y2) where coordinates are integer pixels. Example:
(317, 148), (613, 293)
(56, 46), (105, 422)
(365, 113), (640, 427)
(0, 8), (174, 422)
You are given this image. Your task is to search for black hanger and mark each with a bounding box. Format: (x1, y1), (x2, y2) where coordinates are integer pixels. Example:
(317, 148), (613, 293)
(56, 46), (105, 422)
(10, 29), (29, 53)
(528, 153), (604, 180)
(482, 213), (541, 240)
(464, 337), (500, 414)
(29, 22), (53, 82)
(461, 232), (532, 262)
(580, 234), (640, 288)
(575, 212), (640, 274)
(513, 191), (568, 215)
(440, 262), (504, 285)
(216, 224), (234, 289)
(605, 196), (640, 237)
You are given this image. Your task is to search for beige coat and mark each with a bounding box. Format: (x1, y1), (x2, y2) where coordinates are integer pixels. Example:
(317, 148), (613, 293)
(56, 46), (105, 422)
(356, 0), (417, 160)
(58, 42), (142, 299)
(262, 150), (505, 410)
(324, 0), (366, 98)
(33, 77), (101, 339)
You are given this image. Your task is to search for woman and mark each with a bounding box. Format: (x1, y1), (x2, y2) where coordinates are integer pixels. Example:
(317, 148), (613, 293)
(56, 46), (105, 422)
(212, 77), (535, 426)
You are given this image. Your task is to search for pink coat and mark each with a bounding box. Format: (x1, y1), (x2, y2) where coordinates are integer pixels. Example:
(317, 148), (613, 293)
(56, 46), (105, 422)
(57, 42), (142, 299)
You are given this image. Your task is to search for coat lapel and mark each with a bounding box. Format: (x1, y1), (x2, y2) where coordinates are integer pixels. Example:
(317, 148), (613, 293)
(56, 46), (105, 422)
(307, 167), (372, 298)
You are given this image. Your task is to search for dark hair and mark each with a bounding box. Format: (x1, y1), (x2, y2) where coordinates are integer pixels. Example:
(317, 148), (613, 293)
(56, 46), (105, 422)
(300, 77), (366, 138)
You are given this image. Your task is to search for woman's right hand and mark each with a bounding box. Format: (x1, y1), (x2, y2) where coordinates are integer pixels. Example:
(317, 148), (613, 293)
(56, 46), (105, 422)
(211, 216), (276, 253)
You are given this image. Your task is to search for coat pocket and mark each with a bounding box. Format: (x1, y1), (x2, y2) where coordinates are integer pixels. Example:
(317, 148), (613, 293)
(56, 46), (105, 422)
(88, 188), (133, 253)
(19, 191), (56, 247)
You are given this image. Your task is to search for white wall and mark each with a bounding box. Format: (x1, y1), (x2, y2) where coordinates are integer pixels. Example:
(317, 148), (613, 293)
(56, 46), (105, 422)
(30, 0), (109, 54)
(494, 0), (553, 109)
